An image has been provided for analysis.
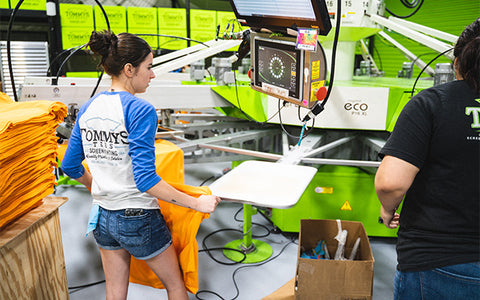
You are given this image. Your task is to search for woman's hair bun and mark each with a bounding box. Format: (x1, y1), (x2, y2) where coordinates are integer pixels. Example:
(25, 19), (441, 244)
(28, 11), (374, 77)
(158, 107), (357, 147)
(87, 30), (118, 58)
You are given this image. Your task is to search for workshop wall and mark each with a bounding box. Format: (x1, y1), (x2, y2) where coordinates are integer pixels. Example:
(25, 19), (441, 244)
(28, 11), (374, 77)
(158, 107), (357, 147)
(373, 0), (479, 78)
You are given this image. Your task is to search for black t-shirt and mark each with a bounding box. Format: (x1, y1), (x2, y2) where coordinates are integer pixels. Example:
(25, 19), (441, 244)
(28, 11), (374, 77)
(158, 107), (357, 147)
(380, 80), (480, 272)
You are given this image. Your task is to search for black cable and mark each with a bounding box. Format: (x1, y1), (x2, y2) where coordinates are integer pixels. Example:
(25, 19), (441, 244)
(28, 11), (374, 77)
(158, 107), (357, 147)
(68, 279), (105, 293)
(137, 33), (209, 48)
(89, 0), (110, 97)
(400, 0), (420, 9)
(205, 67), (214, 81)
(277, 100), (314, 140)
(232, 70), (256, 121)
(233, 207), (272, 238)
(47, 44), (85, 76)
(410, 47), (454, 97)
(200, 175), (215, 186)
(302, 0), (341, 122)
(373, 45), (383, 71)
(55, 43), (87, 82)
(264, 100), (283, 122)
(200, 228), (247, 265)
(90, 70), (105, 98)
(385, 0), (424, 19)
(6, 0), (25, 102)
(196, 240), (294, 300)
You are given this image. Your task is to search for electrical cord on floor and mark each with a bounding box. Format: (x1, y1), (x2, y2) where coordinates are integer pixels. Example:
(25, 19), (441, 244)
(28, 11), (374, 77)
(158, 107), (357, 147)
(196, 240), (295, 300)
(233, 206), (273, 239)
(196, 203), (297, 299)
(68, 280), (105, 294)
(199, 228), (247, 265)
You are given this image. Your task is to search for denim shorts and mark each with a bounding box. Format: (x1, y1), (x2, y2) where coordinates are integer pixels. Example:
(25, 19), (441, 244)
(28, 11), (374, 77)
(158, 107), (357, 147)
(93, 207), (172, 260)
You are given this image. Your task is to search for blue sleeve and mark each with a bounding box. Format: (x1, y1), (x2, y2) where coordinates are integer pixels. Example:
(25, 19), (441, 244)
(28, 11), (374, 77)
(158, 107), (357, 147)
(61, 112), (86, 179)
(124, 97), (161, 193)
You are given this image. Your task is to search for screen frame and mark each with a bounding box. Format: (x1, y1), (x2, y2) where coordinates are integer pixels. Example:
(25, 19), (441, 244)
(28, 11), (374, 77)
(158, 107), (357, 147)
(229, 0), (331, 35)
(253, 37), (304, 101)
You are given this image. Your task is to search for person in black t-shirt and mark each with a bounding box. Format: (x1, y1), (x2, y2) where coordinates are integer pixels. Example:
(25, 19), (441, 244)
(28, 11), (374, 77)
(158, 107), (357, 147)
(375, 18), (480, 300)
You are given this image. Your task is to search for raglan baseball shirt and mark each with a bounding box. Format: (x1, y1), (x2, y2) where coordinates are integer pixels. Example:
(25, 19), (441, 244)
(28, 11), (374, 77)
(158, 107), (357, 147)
(61, 91), (161, 210)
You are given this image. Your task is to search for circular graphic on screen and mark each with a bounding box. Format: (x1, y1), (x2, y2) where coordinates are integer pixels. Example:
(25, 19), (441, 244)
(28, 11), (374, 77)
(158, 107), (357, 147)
(269, 55), (285, 79)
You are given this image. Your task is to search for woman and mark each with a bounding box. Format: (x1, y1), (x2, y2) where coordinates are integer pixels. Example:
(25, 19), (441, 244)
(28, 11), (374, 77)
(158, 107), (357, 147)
(375, 19), (480, 299)
(61, 31), (221, 300)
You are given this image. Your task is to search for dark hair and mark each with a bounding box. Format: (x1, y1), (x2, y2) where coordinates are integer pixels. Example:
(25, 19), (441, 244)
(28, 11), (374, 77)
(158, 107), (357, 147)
(87, 30), (152, 77)
(454, 18), (480, 94)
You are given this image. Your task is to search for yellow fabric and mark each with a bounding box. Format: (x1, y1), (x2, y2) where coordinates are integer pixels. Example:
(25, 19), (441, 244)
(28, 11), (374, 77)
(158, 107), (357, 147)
(129, 183), (211, 294)
(0, 92), (14, 103)
(128, 139), (210, 294)
(0, 100), (67, 229)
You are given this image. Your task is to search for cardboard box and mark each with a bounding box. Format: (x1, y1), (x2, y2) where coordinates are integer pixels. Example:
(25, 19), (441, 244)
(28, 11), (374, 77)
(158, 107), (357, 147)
(262, 278), (295, 300)
(296, 219), (374, 300)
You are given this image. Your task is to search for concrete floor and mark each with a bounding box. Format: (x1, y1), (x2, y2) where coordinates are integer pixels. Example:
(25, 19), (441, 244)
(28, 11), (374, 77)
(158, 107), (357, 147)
(55, 162), (397, 300)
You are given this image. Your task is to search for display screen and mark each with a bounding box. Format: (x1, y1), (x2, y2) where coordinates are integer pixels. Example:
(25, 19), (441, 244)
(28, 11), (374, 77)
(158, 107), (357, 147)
(254, 39), (301, 99)
(232, 0), (315, 20)
(229, 0), (331, 35)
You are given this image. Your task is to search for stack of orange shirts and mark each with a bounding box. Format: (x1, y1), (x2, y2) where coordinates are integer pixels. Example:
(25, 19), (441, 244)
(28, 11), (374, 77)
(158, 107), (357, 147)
(0, 93), (67, 229)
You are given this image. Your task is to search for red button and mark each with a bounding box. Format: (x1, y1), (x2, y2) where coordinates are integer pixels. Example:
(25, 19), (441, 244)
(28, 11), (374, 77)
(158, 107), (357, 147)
(316, 86), (327, 101)
(248, 69), (252, 79)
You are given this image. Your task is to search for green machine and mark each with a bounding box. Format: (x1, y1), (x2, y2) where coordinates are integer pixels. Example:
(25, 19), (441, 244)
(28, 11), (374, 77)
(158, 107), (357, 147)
(269, 165), (397, 237)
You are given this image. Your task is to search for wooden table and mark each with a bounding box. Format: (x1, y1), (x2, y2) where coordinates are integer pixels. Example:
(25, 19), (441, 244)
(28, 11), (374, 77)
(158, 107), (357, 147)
(0, 196), (69, 300)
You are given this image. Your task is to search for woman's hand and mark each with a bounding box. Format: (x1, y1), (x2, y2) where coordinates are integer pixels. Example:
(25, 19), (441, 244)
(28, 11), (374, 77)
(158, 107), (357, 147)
(194, 195), (222, 213)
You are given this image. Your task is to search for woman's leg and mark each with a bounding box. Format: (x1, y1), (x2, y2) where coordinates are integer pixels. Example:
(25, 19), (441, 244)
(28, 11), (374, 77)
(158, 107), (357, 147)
(145, 244), (188, 300)
(98, 247), (132, 300)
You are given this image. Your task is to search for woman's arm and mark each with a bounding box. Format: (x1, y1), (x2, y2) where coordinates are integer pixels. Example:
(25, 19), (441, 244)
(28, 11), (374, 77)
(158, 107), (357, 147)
(146, 180), (221, 213)
(73, 171), (93, 190)
(375, 155), (419, 228)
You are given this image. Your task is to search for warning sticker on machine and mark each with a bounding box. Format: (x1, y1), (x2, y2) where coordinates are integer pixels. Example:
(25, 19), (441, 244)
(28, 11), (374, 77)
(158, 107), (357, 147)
(310, 80), (325, 103)
(315, 186), (333, 194)
(340, 200), (353, 211)
(312, 60), (320, 80)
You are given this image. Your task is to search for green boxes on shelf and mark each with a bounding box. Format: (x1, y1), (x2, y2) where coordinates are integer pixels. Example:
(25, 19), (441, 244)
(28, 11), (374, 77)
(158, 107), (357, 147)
(158, 8), (187, 50)
(269, 165), (398, 237)
(190, 9), (217, 44)
(61, 27), (93, 49)
(190, 9), (216, 31)
(158, 28), (187, 50)
(59, 3), (94, 28)
(10, 0), (45, 10)
(94, 5), (127, 33)
(190, 30), (216, 43)
(127, 7), (158, 49)
(127, 27), (158, 50)
(127, 7), (157, 29)
(158, 7), (186, 29)
(216, 11), (236, 31)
